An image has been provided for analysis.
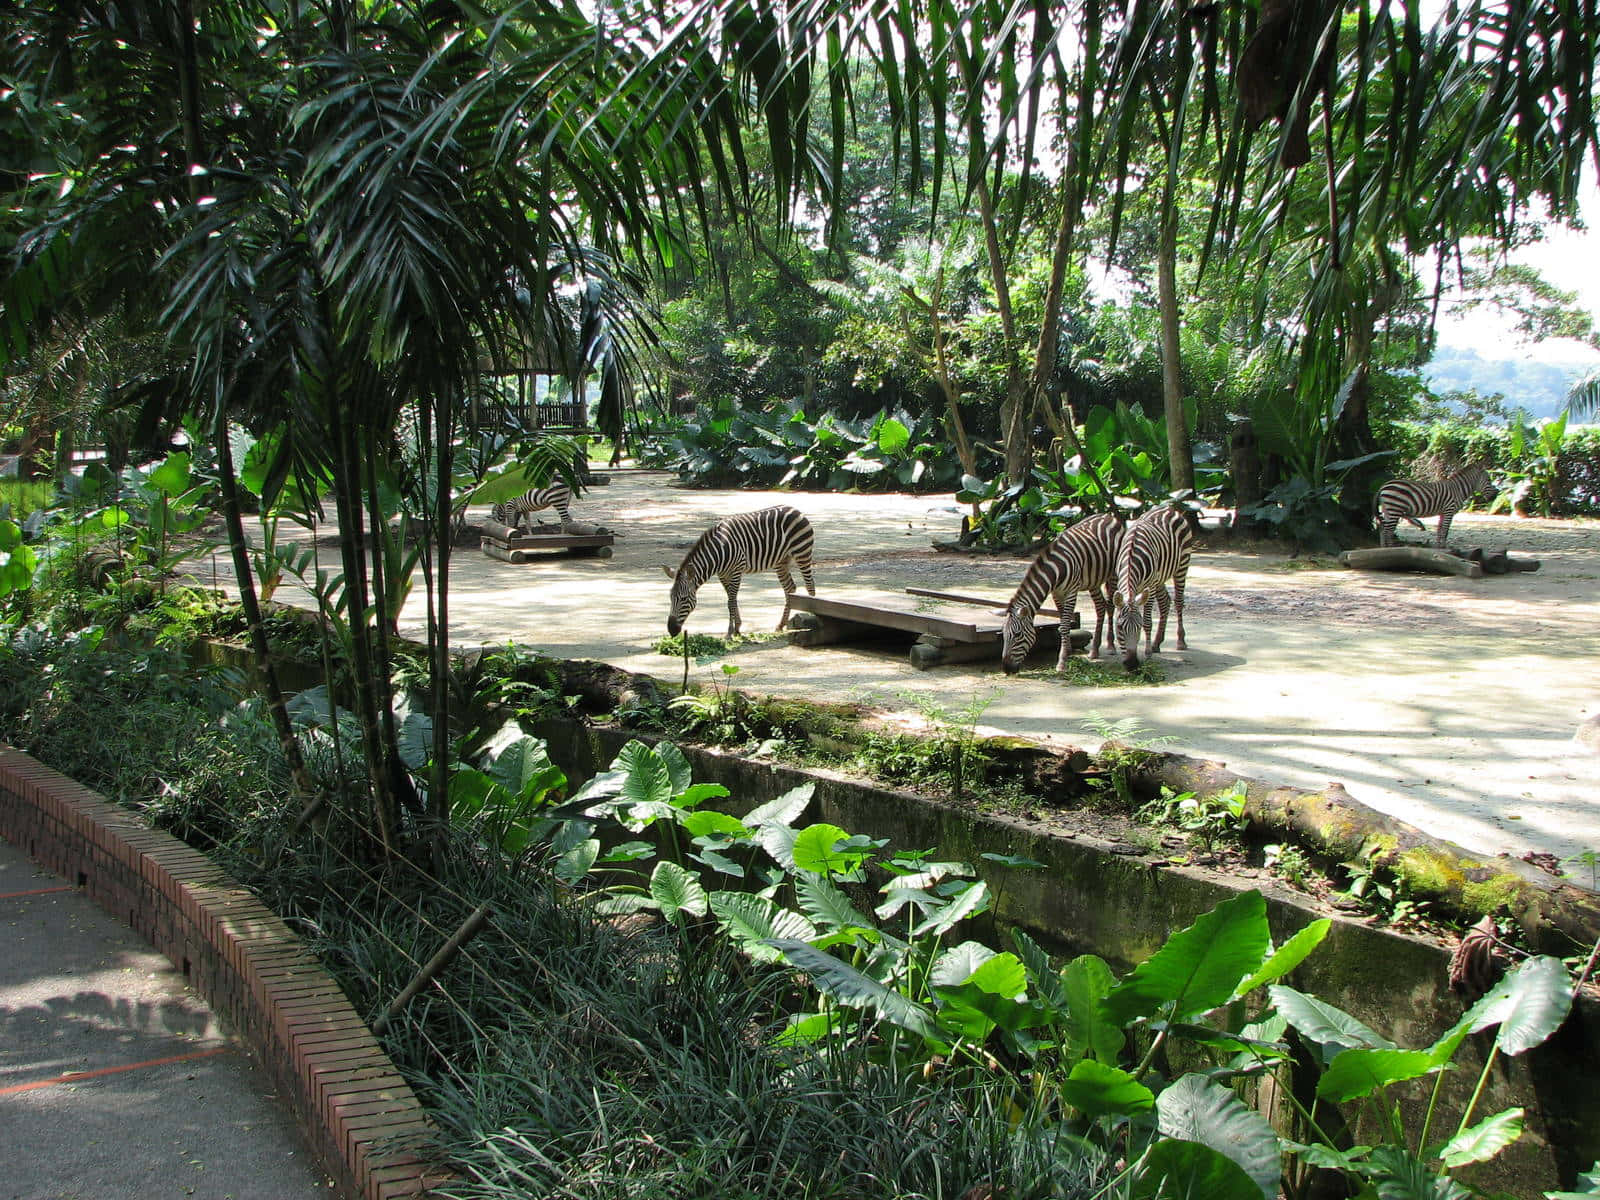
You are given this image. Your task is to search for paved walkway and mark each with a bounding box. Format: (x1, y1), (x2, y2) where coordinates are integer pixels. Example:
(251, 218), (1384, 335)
(0, 837), (328, 1200)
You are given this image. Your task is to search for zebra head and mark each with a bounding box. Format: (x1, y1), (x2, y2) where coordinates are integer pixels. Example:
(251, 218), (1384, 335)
(1000, 604), (1038, 674)
(663, 563), (702, 635)
(1114, 588), (1145, 672)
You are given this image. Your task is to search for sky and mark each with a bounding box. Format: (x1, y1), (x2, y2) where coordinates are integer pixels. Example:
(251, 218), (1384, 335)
(1433, 173), (1600, 368)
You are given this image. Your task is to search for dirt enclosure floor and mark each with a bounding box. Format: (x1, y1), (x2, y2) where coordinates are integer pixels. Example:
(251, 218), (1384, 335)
(254, 470), (1600, 872)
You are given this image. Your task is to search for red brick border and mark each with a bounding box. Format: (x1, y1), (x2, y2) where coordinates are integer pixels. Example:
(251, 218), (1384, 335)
(0, 747), (447, 1200)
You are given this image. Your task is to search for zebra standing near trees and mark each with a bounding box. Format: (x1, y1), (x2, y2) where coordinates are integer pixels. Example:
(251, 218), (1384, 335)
(491, 481), (574, 531)
(1114, 506), (1195, 672)
(664, 505), (816, 637)
(1001, 514), (1125, 672)
(1375, 464), (1492, 548)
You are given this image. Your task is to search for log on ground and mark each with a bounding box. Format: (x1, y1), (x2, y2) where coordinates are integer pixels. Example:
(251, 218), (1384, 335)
(1340, 547), (1484, 577)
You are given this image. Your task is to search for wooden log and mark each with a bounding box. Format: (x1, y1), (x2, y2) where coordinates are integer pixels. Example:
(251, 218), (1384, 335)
(1340, 547), (1484, 578)
(479, 517), (522, 541)
(786, 610), (883, 648)
(482, 541), (531, 564)
(910, 634), (1002, 670)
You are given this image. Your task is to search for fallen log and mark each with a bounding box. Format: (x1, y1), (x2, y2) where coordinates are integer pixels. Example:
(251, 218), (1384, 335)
(1340, 546), (1484, 577)
(1128, 745), (1600, 958)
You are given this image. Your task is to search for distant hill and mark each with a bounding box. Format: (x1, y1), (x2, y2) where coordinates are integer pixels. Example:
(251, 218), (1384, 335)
(1424, 343), (1599, 419)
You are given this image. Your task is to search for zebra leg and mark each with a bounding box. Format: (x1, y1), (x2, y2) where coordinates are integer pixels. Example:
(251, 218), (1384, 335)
(556, 500), (573, 530)
(1172, 566), (1188, 650)
(1435, 511), (1453, 548)
(775, 565), (798, 631)
(1149, 587), (1171, 655)
(798, 554), (816, 596)
(1054, 588), (1079, 671)
(1378, 512), (1398, 547)
(1087, 586), (1110, 659)
(721, 573), (743, 637)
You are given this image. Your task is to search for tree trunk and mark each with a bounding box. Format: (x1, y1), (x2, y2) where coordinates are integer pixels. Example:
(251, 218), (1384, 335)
(1157, 201), (1195, 494)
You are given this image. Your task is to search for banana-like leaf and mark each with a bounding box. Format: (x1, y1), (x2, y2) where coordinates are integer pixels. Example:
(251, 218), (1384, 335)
(1156, 1074), (1281, 1200)
(1437, 1107), (1524, 1169)
(1103, 891), (1271, 1026)
(792, 823), (867, 875)
(795, 873), (876, 933)
(1234, 919), (1331, 997)
(767, 938), (937, 1039)
(744, 783), (814, 827)
(913, 880), (990, 937)
(1063, 954), (1125, 1063)
(649, 860), (707, 921)
(1316, 1047), (1438, 1103)
(1270, 985), (1395, 1064)
(1058, 1058), (1155, 1117)
(930, 941), (997, 989)
(681, 809), (748, 839)
(710, 891), (818, 964)
(1475, 956), (1573, 1057)
(1133, 1137), (1266, 1200)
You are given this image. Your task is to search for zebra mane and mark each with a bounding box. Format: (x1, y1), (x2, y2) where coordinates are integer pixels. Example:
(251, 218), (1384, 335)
(675, 522), (724, 581)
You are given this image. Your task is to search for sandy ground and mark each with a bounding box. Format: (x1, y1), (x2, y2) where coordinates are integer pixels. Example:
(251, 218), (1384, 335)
(223, 471), (1600, 871)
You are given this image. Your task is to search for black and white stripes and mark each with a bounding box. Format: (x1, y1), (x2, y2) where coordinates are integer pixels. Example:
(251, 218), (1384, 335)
(1001, 514), (1125, 672)
(492, 482), (574, 531)
(666, 506), (816, 637)
(1375, 464), (1491, 548)
(1114, 506), (1194, 671)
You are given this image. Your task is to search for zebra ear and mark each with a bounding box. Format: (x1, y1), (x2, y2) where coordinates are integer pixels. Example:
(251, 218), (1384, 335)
(661, 565), (677, 580)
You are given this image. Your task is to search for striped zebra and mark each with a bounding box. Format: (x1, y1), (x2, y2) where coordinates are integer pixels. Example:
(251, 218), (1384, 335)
(491, 482), (573, 531)
(664, 506), (816, 637)
(1001, 514), (1125, 673)
(1375, 464), (1491, 548)
(1114, 506), (1195, 671)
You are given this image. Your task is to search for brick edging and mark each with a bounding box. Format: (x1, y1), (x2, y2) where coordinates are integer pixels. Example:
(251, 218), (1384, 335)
(0, 747), (444, 1200)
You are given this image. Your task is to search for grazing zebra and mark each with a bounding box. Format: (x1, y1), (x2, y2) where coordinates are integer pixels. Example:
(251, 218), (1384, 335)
(1375, 464), (1491, 548)
(491, 482), (573, 531)
(664, 506), (816, 637)
(1001, 514), (1125, 673)
(1114, 506), (1195, 672)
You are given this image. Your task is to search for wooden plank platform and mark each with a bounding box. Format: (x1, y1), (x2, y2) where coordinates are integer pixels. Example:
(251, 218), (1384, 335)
(480, 520), (615, 562)
(787, 590), (1084, 670)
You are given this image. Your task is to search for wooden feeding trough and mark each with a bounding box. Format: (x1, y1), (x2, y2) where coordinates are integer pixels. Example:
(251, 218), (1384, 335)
(787, 587), (1087, 670)
(480, 517), (615, 563)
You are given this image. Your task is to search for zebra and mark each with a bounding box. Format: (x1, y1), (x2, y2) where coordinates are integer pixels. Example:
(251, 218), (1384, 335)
(664, 506), (816, 637)
(1001, 514), (1125, 673)
(1114, 506), (1194, 672)
(1375, 464), (1492, 548)
(491, 482), (574, 532)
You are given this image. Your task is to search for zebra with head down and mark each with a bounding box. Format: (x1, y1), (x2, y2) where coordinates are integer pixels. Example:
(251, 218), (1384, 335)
(664, 506), (816, 637)
(491, 481), (574, 531)
(1000, 514), (1124, 673)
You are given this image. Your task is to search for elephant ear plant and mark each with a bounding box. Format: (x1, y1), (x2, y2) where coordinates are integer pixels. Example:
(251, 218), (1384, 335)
(489, 737), (1590, 1200)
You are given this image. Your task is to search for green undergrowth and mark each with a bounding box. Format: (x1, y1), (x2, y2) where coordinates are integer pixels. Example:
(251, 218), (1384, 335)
(652, 630), (780, 659)
(1011, 655), (1166, 686)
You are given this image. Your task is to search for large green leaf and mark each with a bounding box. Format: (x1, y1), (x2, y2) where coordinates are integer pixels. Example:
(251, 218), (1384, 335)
(795, 873), (876, 933)
(1133, 1138), (1266, 1200)
(875, 415), (911, 455)
(1156, 1075), (1281, 1200)
(1013, 929), (1067, 1010)
(649, 860), (707, 921)
(744, 783), (814, 827)
(913, 880), (990, 937)
(1437, 1108), (1524, 1169)
(793, 823), (868, 875)
(767, 938), (938, 1040)
(1544, 1162), (1600, 1199)
(681, 809), (749, 839)
(479, 722), (566, 802)
(145, 451), (193, 497)
(1270, 985), (1395, 1063)
(1058, 1059), (1155, 1117)
(1316, 1048), (1439, 1103)
(1103, 891), (1271, 1026)
(1471, 956), (1573, 1057)
(709, 892), (817, 964)
(930, 941), (998, 989)
(1062, 954), (1125, 1062)
(1235, 919), (1331, 997)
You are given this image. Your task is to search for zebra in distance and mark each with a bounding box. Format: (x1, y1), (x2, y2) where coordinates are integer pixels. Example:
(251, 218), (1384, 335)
(491, 481), (574, 531)
(664, 505), (816, 637)
(1001, 514), (1125, 673)
(1114, 506), (1194, 672)
(1375, 464), (1492, 548)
